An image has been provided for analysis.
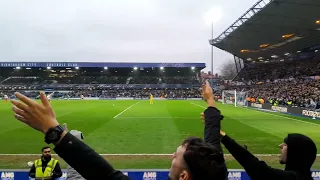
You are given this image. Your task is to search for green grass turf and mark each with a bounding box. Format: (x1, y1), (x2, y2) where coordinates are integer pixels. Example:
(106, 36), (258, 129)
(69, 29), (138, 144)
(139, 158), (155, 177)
(0, 100), (320, 169)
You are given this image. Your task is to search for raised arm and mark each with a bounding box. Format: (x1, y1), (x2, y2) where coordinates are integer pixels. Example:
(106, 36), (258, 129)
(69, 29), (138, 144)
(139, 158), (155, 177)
(201, 80), (223, 151)
(54, 132), (127, 180)
(10, 92), (129, 180)
(220, 132), (296, 180)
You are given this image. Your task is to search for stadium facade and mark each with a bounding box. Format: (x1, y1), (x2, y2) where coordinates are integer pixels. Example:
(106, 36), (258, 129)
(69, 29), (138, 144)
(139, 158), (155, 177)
(210, 0), (320, 118)
(209, 0), (320, 74)
(0, 61), (215, 100)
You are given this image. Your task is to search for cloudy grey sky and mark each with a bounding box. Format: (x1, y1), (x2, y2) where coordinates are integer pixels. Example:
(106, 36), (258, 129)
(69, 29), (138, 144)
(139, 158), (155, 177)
(0, 0), (257, 72)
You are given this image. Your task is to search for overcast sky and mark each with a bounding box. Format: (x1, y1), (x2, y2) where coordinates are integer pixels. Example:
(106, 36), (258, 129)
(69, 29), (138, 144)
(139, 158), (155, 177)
(0, 0), (257, 73)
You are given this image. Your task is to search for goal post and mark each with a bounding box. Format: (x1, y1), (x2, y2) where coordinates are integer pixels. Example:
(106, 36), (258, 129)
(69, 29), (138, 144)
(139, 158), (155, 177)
(222, 90), (248, 107)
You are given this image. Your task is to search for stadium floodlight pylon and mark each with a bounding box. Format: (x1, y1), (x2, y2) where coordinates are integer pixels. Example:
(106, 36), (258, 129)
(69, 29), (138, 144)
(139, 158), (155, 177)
(222, 89), (248, 107)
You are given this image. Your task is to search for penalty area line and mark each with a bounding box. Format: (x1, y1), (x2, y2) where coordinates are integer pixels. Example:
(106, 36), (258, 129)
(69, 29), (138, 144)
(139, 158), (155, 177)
(113, 102), (140, 119)
(190, 102), (206, 109)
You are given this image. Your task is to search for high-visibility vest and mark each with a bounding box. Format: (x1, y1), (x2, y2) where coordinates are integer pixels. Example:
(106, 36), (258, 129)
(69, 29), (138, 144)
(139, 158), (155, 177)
(34, 158), (58, 180)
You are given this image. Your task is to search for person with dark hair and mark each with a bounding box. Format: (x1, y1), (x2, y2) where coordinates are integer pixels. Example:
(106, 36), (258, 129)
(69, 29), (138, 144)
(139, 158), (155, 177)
(168, 80), (227, 180)
(200, 115), (317, 180)
(169, 136), (226, 180)
(28, 146), (63, 180)
(220, 131), (316, 180)
(10, 81), (226, 180)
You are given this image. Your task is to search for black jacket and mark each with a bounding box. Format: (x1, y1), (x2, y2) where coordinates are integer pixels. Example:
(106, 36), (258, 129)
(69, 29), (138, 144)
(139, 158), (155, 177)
(221, 133), (317, 180)
(54, 133), (130, 180)
(29, 157), (63, 179)
(204, 107), (228, 180)
(204, 107), (223, 152)
(285, 133), (317, 179)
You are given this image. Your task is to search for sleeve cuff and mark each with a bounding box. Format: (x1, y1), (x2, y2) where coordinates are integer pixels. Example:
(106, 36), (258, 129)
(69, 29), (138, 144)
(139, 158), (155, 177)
(221, 135), (231, 143)
(204, 107), (224, 120)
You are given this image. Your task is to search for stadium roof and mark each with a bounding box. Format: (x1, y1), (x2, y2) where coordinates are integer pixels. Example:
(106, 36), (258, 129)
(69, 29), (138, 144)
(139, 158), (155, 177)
(209, 0), (320, 63)
(0, 62), (206, 68)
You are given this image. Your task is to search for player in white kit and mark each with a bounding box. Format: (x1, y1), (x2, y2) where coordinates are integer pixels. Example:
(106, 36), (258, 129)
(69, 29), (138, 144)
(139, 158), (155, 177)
(4, 95), (8, 102)
(81, 95), (84, 100)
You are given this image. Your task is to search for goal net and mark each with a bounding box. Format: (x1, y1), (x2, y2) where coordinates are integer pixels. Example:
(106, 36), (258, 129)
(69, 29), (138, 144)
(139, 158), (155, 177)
(222, 90), (248, 107)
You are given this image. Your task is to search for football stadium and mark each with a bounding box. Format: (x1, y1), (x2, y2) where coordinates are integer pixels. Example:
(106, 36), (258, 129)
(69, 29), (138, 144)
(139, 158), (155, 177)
(1, 0), (320, 179)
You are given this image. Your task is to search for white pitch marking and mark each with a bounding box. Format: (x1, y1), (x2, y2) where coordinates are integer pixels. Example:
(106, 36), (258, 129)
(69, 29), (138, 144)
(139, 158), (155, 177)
(240, 107), (320, 127)
(113, 102), (140, 119)
(191, 102), (320, 127)
(190, 102), (206, 109)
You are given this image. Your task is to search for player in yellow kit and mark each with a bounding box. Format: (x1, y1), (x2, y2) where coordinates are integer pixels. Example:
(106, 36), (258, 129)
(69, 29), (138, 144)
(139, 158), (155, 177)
(149, 93), (154, 104)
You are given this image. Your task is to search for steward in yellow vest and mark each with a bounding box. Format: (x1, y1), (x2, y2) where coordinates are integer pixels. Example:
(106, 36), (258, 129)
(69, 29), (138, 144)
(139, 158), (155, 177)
(29, 146), (62, 180)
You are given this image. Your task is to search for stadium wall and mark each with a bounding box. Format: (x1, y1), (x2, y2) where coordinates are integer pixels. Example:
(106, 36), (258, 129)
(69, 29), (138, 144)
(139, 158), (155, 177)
(1, 170), (320, 180)
(247, 102), (320, 120)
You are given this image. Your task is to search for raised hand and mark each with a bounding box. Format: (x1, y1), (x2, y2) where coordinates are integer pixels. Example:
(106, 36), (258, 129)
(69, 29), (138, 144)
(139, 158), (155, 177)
(220, 130), (226, 136)
(11, 92), (59, 134)
(202, 80), (216, 107)
(202, 80), (213, 101)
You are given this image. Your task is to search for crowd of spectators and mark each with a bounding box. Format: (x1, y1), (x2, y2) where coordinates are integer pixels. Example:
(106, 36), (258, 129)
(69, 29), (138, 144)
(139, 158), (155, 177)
(236, 59), (320, 82)
(160, 76), (198, 84)
(222, 59), (320, 109)
(226, 78), (320, 109)
(1, 75), (200, 85)
(0, 88), (202, 99)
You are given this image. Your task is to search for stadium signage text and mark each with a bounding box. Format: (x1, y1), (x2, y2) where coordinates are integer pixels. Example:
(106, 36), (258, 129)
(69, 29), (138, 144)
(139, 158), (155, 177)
(312, 171), (320, 180)
(271, 106), (288, 113)
(302, 110), (320, 118)
(0, 63), (37, 67)
(247, 103), (319, 120)
(1, 172), (14, 180)
(228, 172), (241, 180)
(0, 62), (79, 67)
(46, 63), (79, 67)
(143, 172), (157, 180)
(0, 62), (205, 68)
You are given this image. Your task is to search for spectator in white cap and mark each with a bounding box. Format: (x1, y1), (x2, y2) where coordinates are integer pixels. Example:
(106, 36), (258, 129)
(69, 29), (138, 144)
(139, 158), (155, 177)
(63, 123), (86, 180)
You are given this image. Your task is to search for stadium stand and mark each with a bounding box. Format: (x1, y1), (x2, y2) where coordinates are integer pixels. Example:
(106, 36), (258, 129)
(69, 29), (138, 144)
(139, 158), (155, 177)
(0, 62), (205, 99)
(210, 0), (320, 109)
(2, 1), (320, 180)
(236, 59), (320, 81)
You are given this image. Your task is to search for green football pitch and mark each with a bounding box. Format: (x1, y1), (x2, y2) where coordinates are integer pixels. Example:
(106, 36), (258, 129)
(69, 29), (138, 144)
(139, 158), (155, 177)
(0, 100), (319, 169)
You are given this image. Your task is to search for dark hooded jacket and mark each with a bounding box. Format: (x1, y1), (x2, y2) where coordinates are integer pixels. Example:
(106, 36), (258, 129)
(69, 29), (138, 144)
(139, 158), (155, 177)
(221, 133), (317, 180)
(284, 133), (317, 178)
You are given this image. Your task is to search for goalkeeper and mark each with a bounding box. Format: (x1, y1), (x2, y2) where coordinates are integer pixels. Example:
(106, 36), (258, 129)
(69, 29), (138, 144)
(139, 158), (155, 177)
(149, 93), (154, 104)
